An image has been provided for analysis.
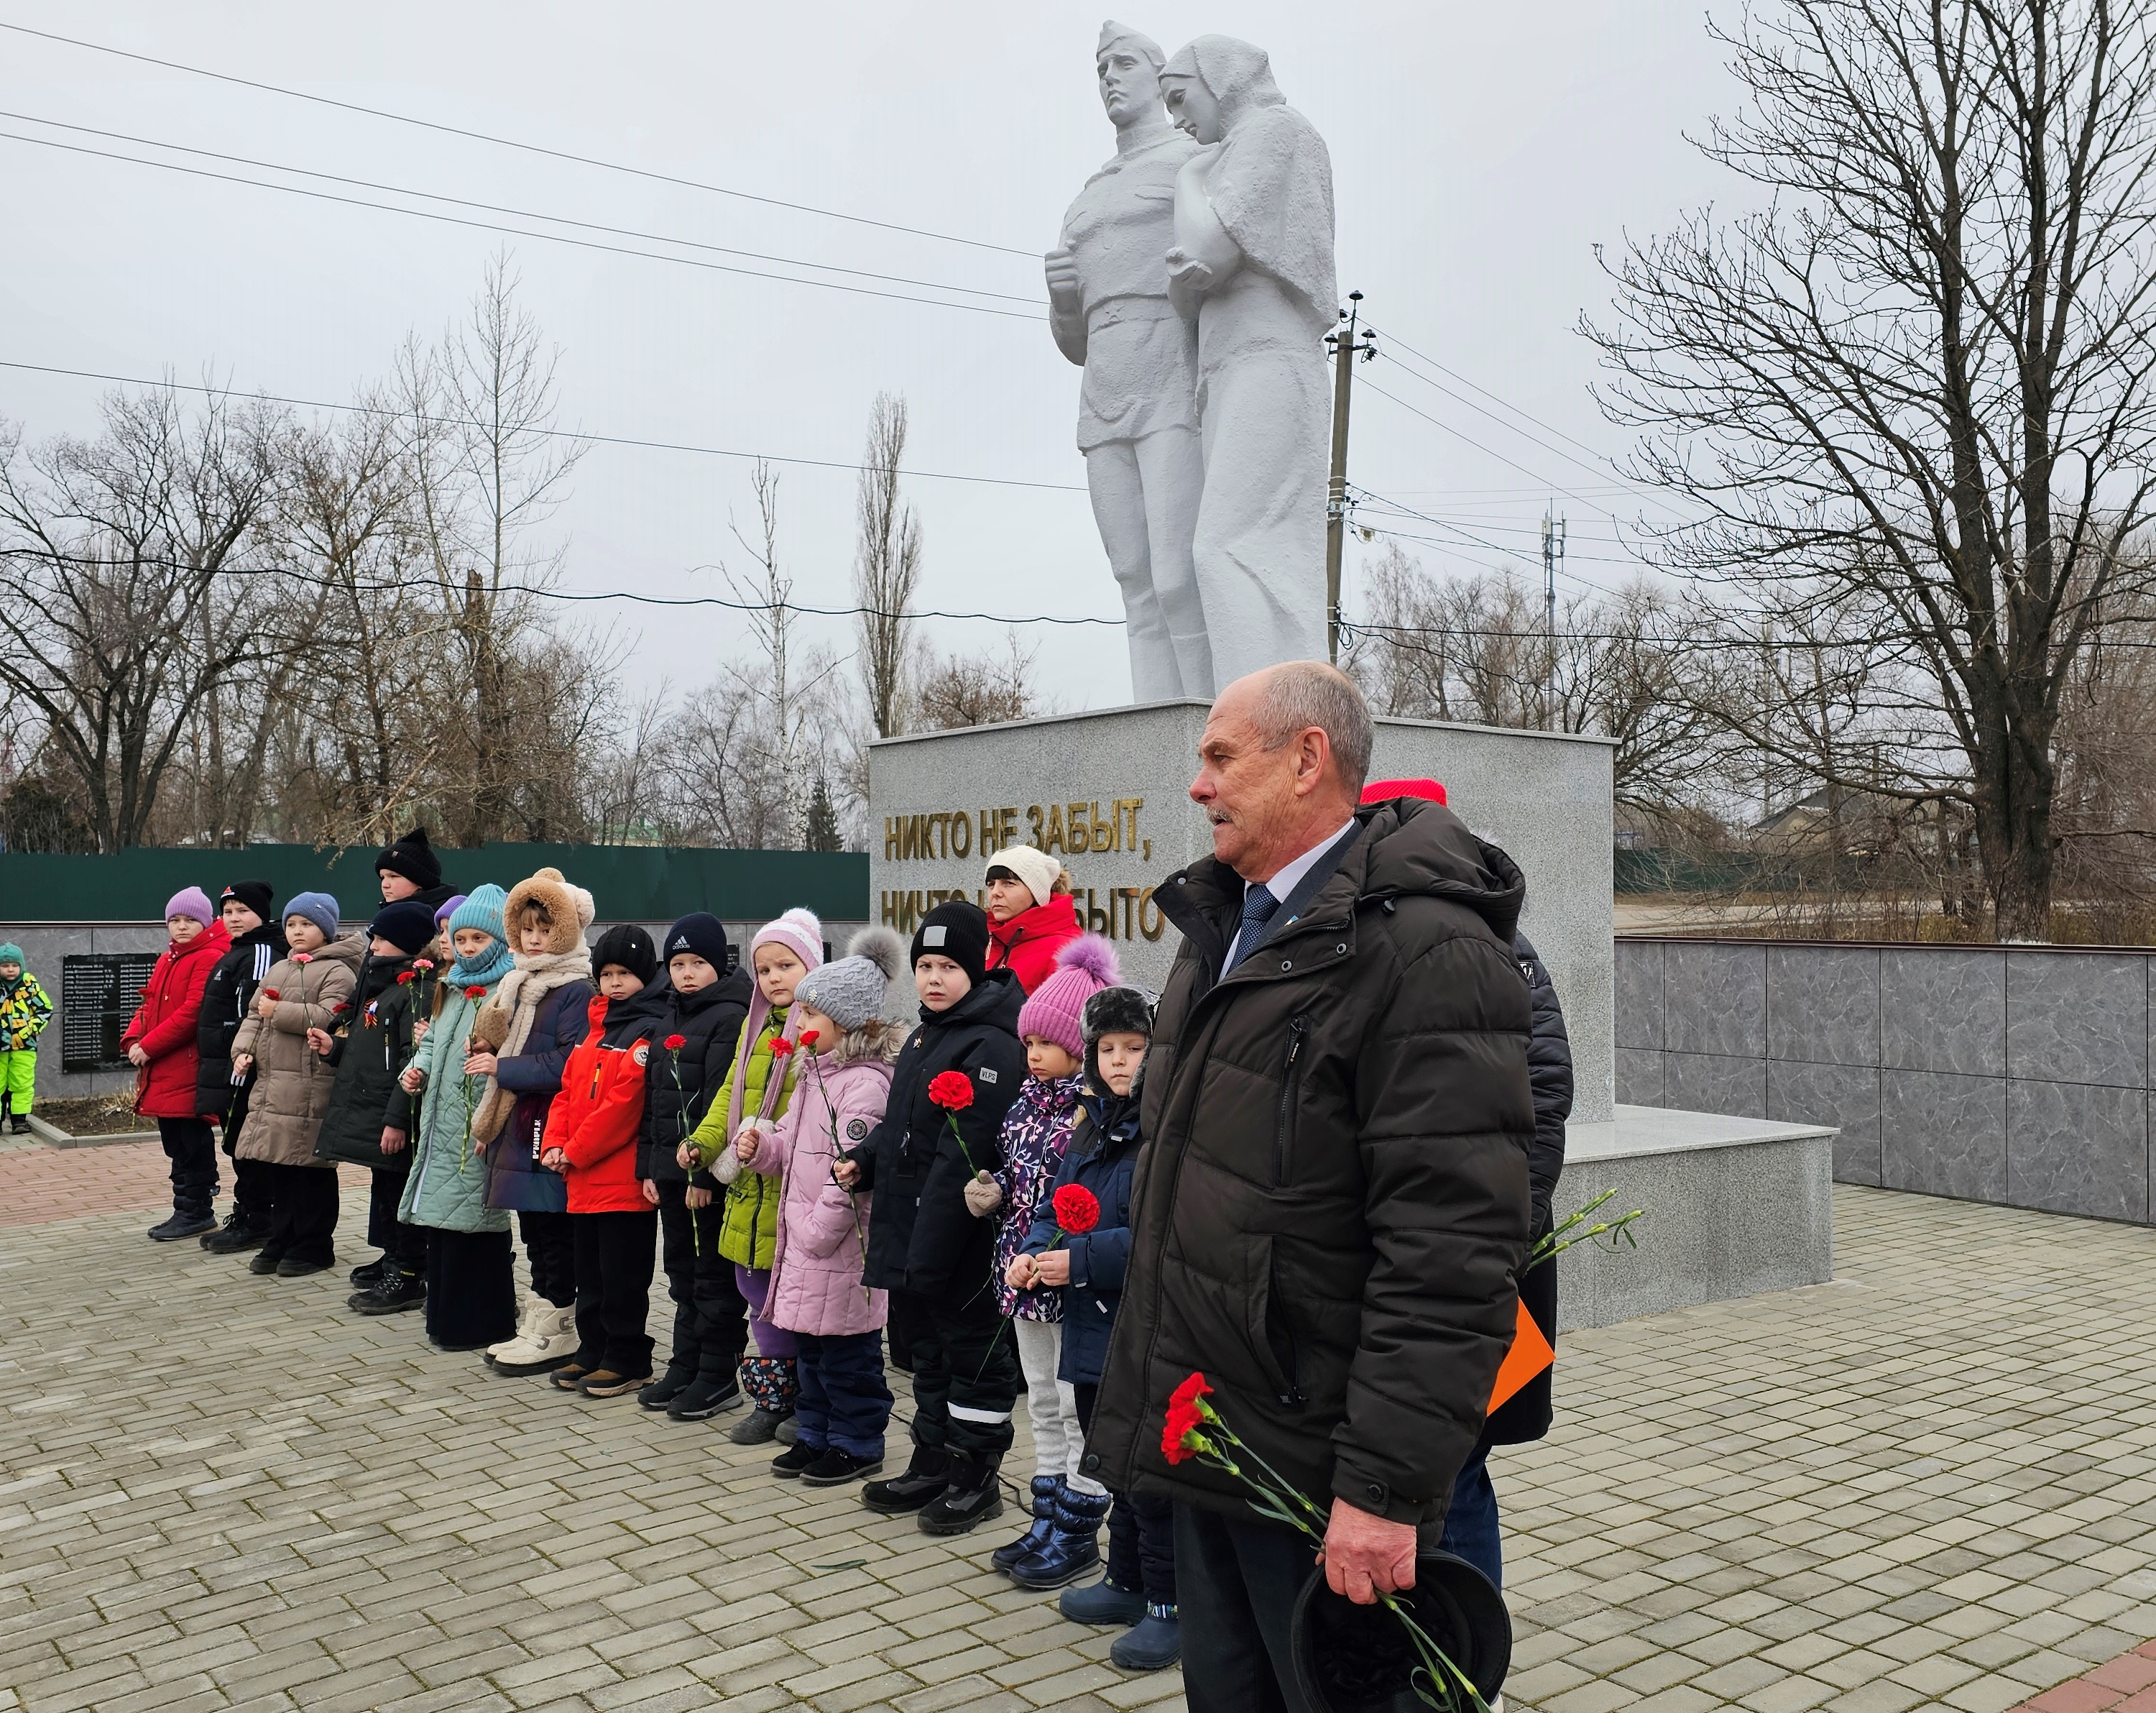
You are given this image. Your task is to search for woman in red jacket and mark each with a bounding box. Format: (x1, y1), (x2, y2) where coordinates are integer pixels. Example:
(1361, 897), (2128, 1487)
(124, 887), (234, 1241)
(982, 845), (1083, 996)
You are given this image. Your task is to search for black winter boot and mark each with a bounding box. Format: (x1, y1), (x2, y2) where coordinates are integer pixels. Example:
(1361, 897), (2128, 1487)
(149, 1209), (216, 1242)
(861, 1443), (953, 1515)
(669, 1374), (745, 1421)
(1010, 1484), (1108, 1588)
(352, 1271), (426, 1315)
(917, 1451), (1005, 1536)
(1111, 1604), (1181, 1671)
(992, 1476), (1064, 1574)
(637, 1367), (694, 1411)
(203, 1217), (267, 1254)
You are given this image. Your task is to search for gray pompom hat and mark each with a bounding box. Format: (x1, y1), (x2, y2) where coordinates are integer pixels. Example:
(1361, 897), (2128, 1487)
(795, 926), (908, 1032)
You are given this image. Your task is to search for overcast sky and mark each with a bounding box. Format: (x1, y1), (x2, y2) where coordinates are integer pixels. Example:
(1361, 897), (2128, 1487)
(0, 1), (1738, 712)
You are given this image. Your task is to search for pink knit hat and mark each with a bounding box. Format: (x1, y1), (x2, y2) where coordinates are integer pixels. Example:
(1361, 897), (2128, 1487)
(1017, 934), (1120, 1060)
(164, 886), (216, 927)
(750, 907), (825, 975)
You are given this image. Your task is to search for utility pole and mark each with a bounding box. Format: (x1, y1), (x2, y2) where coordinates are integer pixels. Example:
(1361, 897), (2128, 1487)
(1540, 506), (1565, 729)
(1324, 291), (1377, 664)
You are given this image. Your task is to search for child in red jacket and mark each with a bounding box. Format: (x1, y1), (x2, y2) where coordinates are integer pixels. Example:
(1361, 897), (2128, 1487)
(124, 887), (234, 1243)
(540, 927), (666, 1400)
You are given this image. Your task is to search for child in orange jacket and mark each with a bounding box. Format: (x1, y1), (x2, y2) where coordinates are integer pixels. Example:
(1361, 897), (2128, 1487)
(539, 927), (666, 1400)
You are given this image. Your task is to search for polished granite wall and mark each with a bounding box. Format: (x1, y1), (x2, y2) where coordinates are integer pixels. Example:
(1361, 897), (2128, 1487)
(1616, 937), (2155, 1223)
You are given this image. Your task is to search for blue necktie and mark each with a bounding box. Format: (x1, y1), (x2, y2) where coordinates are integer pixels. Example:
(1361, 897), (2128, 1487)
(1225, 884), (1281, 974)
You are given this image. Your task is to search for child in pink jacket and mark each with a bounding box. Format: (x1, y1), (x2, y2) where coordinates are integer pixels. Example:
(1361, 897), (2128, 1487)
(731, 928), (906, 1487)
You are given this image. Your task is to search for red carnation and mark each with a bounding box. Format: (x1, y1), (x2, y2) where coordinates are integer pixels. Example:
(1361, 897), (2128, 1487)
(769, 1036), (796, 1058)
(260, 988), (280, 1001)
(798, 1027), (820, 1046)
(1162, 1400), (1204, 1464)
(1051, 1183), (1101, 1235)
(464, 985), (487, 1000)
(663, 1034), (688, 1052)
(928, 1070), (974, 1112)
(1169, 1372), (1212, 1412)
(396, 970), (415, 985)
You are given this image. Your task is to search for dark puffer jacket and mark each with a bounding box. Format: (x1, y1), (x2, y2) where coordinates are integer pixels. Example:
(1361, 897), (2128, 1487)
(1021, 1090), (1141, 1387)
(195, 922), (287, 1121)
(314, 957), (424, 1169)
(1087, 798), (1534, 1531)
(485, 980), (592, 1213)
(638, 965), (752, 1188)
(844, 969), (1026, 1297)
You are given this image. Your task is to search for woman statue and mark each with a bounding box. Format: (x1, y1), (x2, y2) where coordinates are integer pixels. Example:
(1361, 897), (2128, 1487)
(1160, 35), (1336, 681)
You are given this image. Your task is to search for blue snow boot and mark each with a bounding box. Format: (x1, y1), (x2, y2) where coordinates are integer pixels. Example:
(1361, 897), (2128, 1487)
(1111, 1603), (1181, 1671)
(992, 1476), (1064, 1574)
(1010, 1484), (1110, 1591)
(1059, 1572), (1146, 1627)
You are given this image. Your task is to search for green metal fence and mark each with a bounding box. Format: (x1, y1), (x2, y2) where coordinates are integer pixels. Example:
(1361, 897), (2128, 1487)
(0, 844), (869, 924)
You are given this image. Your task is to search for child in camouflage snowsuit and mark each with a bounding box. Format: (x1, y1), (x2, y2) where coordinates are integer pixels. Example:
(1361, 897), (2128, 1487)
(0, 942), (52, 1133)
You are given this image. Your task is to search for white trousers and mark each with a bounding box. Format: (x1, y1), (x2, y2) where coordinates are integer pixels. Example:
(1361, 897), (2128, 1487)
(1014, 1317), (1103, 1494)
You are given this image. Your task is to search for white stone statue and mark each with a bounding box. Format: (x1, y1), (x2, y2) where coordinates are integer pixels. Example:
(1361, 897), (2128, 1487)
(1161, 35), (1335, 684)
(1048, 22), (1214, 702)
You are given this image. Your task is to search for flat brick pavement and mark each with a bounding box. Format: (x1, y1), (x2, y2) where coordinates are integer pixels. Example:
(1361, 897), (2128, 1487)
(0, 1137), (367, 1229)
(4, 1150), (2155, 1712)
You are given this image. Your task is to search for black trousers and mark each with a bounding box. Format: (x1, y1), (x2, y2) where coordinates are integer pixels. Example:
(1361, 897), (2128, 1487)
(258, 1160), (339, 1265)
(888, 1285), (1019, 1459)
(1076, 1382), (1176, 1606)
(656, 1180), (748, 1379)
(1173, 1504), (1319, 1713)
(367, 1167), (427, 1272)
(797, 1331), (893, 1458)
(424, 1226), (517, 1349)
(222, 1083), (270, 1229)
(157, 1117), (218, 1218)
(518, 1209), (576, 1308)
(571, 1210), (658, 1376)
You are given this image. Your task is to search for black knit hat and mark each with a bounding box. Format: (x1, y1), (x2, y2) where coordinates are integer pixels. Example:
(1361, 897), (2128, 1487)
(368, 900), (437, 956)
(662, 912), (732, 973)
(911, 899), (990, 983)
(218, 879), (275, 920)
(1083, 985), (1153, 1045)
(593, 923), (658, 985)
(375, 826), (443, 890)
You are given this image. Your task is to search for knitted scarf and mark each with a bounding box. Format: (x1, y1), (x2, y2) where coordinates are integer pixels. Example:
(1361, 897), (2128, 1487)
(469, 943), (594, 1144)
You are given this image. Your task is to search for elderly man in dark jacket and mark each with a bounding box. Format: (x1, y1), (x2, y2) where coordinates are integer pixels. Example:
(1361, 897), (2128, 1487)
(1087, 662), (1535, 1712)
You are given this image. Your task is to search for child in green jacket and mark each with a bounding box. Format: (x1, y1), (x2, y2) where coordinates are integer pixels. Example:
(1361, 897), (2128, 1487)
(683, 907), (821, 1443)
(0, 943), (53, 1133)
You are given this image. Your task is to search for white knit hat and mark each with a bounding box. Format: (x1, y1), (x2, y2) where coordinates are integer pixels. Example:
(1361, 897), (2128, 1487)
(750, 906), (825, 973)
(985, 844), (1061, 910)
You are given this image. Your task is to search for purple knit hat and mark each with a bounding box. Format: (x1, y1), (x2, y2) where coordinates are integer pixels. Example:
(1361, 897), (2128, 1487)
(433, 893), (468, 928)
(1017, 934), (1120, 1060)
(164, 886), (215, 927)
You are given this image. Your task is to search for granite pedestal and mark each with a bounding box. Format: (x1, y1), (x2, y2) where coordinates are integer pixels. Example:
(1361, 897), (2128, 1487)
(1554, 1106), (1837, 1330)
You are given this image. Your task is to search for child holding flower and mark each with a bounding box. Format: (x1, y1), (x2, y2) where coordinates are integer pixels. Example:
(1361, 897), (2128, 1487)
(540, 925), (668, 1398)
(836, 899), (1026, 1536)
(636, 913), (752, 1420)
(1008, 982), (1179, 1671)
(682, 907), (823, 1443)
(964, 934), (1120, 1579)
(396, 884), (518, 1352)
(229, 892), (361, 1278)
(729, 927), (907, 1484)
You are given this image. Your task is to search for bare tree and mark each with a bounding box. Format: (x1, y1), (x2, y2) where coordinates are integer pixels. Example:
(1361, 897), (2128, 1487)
(1586, 0), (2156, 937)
(912, 631), (1044, 730)
(401, 252), (586, 844)
(854, 392), (923, 738)
(0, 384), (283, 849)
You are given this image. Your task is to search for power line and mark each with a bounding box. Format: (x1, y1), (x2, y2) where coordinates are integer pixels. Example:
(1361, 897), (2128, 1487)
(0, 358), (1090, 495)
(0, 19), (1038, 260)
(0, 108), (1043, 307)
(0, 129), (1046, 323)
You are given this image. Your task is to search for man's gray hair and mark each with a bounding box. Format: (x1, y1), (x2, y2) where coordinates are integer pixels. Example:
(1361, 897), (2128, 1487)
(1248, 661), (1373, 791)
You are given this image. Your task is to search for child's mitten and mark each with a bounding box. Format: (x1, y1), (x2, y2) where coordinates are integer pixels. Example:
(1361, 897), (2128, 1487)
(962, 1170), (1003, 1218)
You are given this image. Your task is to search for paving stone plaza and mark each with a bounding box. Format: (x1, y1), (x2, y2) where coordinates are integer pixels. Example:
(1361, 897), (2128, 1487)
(4, 1139), (2155, 1713)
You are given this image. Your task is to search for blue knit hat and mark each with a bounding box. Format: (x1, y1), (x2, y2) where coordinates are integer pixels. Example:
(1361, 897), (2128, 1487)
(282, 891), (340, 941)
(447, 884), (507, 945)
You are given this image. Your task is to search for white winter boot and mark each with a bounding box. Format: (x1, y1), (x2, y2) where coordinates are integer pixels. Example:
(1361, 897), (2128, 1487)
(490, 1304), (580, 1377)
(486, 1298), (537, 1363)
